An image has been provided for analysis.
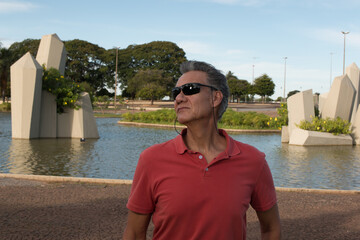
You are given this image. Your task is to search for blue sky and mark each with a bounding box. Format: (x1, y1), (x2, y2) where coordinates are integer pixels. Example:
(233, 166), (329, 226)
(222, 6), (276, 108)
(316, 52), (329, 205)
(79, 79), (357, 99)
(1, 0), (360, 98)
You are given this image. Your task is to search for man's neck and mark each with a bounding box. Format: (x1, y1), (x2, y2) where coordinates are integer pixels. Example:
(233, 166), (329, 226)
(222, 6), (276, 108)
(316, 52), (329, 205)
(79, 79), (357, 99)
(183, 119), (227, 162)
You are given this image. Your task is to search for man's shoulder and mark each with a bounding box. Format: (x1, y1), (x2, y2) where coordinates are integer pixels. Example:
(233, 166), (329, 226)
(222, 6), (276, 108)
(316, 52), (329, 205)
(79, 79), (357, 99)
(141, 137), (177, 156)
(230, 137), (265, 160)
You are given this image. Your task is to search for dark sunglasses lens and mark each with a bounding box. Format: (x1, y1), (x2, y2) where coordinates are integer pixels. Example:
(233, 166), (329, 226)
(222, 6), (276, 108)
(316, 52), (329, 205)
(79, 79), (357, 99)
(183, 84), (200, 95)
(172, 88), (181, 98)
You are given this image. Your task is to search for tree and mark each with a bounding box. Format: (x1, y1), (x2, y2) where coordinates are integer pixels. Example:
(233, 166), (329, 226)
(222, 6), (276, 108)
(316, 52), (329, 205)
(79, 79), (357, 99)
(127, 69), (172, 104)
(8, 38), (40, 61)
(227, 72), (250, 102)
(65, 40), (113, 94)
(253, 74), (275, 102)
(0, 45), (13, 102)
(116, 41), (187, 98)
(287, 90), (300, 98)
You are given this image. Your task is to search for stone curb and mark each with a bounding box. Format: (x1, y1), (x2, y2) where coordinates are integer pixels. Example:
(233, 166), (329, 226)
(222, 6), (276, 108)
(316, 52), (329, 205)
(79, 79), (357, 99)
(1, 173), (359, 194)
(0, 173), (132, 185)
(275, 187), (360, 194)
(117, 121), (281, 134)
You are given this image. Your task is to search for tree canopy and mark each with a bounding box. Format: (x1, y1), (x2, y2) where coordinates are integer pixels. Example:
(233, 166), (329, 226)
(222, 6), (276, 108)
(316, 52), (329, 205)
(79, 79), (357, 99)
(253, 74), (275, 101)
(8, 38), (40, 61)
(226, 71), (250, 102)
(117, 41), (186, 97)
(0, 45), (12, 101)
(64, 39), (113, 93)
(127, 69), (172, 104)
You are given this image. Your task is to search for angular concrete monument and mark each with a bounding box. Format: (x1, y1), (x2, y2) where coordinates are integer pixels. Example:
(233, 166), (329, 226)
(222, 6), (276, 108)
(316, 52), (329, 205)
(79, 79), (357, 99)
(289, 128), (353, 146)
(318, 92), (328, 115)
(57, 92), (99, 139)
(281, 126), (289, 143)
(39, 90), (57, 138)
(321, 75), (355, 122)
(36, 33), (67, 75)
(10, 52), (43, 139)
(351, 108), (360, 145)
(345, 63), (360, 123)
(287, 89), (315, 137)
(11, 33), (99, 139)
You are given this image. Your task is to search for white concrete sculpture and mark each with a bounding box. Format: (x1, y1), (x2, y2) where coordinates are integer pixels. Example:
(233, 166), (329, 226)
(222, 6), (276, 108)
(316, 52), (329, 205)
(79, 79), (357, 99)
(321, 75), (355, 122)
(282, 63), (360, 146)
(281, 126), (289, 143)
(36, 33), (67, 75)
(11, 33), (99, 139)
(287, 89), (314, 137)
(10, 52), (43, 139)
(289, 128), (353, 146)
(345, 63), (360, 123)
(351, 108), (360, 145)
(39, 90), (57, 138)
(318, 92), (328, 115)
(58, 92), (99, 138)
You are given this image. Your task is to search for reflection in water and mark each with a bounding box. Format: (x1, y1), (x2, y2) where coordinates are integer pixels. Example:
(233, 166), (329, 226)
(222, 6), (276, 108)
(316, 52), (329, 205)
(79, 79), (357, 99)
(8, 138), (96, 176)
(275, 144), (360, 190)
(1, 112), (360, 190)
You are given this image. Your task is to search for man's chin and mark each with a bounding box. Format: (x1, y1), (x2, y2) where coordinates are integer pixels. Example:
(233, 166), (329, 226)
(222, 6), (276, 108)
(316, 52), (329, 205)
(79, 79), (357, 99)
(176, 117), (190, 125)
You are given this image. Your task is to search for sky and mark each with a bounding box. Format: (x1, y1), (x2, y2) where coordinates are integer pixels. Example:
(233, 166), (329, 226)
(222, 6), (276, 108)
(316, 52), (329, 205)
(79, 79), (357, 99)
(1, 0), (360, 98)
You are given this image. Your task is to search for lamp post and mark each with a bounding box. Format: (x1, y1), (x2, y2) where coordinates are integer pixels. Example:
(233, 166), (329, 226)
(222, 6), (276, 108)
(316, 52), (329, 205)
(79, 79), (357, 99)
(341, 31), (349, 75)
(252, 57), (258, 83)
(283, 57), (287, 101)
(114, 47), (118, 112)
(330, 52), (333, 88)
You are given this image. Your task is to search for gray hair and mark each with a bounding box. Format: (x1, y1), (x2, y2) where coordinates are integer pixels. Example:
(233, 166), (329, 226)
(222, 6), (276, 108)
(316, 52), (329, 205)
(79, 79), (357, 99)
(180, 60), (229, 120)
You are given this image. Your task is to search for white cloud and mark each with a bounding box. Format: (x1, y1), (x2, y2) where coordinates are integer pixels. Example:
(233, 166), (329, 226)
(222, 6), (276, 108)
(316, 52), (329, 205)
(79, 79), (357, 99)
(178, 41), (213, 56)
(0, 1), (37, 13)
(309, 28), (360, 49)
(0, 39), (14, 48)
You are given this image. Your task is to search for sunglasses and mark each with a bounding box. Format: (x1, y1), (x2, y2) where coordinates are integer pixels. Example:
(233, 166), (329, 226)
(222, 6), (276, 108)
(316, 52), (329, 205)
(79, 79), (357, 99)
(172, 83), (218, 99)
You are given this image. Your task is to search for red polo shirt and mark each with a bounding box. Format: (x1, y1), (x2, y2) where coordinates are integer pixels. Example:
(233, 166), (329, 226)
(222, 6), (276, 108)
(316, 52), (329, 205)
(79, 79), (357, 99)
(127, 129), (277, 240)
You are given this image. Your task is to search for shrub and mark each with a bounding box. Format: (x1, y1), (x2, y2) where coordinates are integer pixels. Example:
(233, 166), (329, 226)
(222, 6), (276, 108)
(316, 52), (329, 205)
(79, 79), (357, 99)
(42, 66), (84, 113)
(297, 116), (351, 135)
(0, 102), (11, 112)
(267, 103), (288, 130)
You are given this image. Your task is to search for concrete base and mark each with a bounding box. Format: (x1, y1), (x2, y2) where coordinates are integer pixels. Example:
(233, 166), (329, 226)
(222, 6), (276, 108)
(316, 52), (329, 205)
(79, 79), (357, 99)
(40, 90), (57, 138)
(289, 128), (353, 146)
(281, 126), (289, 143)
(57, 92), (99, 139)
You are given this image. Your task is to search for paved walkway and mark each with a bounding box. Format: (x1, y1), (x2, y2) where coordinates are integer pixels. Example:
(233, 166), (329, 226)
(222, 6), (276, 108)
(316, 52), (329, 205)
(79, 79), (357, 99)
(1, 176), (360, 239)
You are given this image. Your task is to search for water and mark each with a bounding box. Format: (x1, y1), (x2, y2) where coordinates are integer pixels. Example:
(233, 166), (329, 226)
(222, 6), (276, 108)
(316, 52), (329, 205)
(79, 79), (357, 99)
(1, 112), (360, 190)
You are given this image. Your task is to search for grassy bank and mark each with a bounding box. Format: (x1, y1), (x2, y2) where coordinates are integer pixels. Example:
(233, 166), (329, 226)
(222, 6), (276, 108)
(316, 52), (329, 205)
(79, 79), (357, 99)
(0, 102), (11, 112)
(121, 107), (287, 130)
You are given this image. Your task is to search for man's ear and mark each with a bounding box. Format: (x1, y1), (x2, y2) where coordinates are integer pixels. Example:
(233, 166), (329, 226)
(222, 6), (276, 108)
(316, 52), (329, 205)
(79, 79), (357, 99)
(213, 90), (223, 108)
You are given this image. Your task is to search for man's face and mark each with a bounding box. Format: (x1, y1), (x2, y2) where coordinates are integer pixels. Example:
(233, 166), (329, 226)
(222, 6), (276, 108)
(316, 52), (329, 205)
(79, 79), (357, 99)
(174, 71), (214, 125)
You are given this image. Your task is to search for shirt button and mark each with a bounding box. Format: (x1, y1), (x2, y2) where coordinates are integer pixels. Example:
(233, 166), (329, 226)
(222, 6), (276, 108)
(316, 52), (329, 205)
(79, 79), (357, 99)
(205, 168), (209, 171)
(199, 155), (203, 159)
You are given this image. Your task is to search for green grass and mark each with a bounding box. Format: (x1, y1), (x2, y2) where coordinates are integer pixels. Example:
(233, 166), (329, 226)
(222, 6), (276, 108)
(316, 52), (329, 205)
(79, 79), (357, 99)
(0, 102), (11, 112)
(120, 108), (281, 130)
(94, 113), (122, 118)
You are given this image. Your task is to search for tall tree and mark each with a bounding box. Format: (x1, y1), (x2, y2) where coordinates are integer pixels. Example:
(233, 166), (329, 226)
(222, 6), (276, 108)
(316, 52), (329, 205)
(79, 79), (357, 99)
(8, 39), (40, 61)
(65, 39), (113, 94)
(0, 45), (13, 101)
(253, 74), (275, 102)
(226, 71), (250, 102)
(127, 69), (172, 104)
(116, 41), (187, 97)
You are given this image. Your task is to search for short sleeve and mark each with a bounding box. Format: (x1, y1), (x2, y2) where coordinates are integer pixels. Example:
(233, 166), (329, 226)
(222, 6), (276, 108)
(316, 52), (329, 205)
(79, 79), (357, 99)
(250, 160), (277, 212)
(126, 153), (155, 214)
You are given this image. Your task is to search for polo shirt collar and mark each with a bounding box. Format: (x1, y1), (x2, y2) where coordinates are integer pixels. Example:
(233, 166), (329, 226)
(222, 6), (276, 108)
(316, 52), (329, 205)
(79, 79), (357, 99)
(174, 128), (241, 158)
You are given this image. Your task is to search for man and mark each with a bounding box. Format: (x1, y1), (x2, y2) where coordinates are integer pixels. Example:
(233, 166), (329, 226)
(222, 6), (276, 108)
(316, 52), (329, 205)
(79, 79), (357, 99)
(123, 61), (281, 239)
